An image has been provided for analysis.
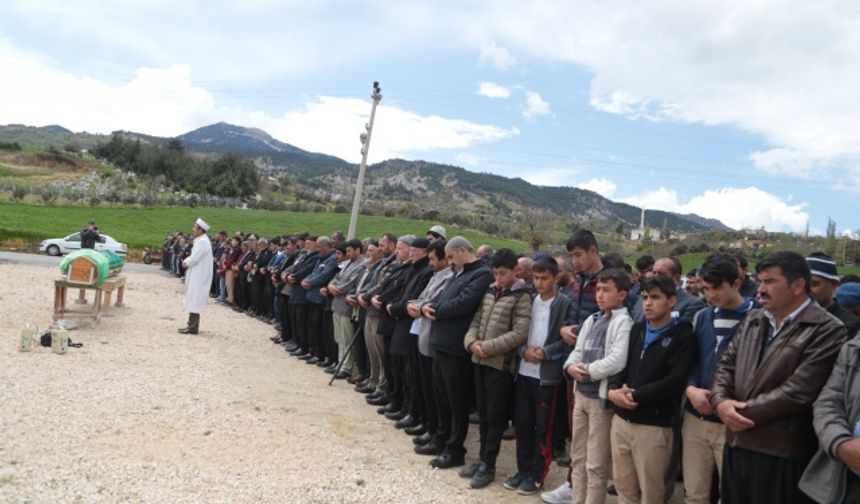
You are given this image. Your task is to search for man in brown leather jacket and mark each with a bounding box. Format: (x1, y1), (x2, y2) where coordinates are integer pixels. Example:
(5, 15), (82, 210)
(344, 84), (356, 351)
(710, 251), (847, 504)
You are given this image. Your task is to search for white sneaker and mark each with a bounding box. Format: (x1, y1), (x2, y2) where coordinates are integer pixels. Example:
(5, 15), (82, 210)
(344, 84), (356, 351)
(541, 481), (572, 504)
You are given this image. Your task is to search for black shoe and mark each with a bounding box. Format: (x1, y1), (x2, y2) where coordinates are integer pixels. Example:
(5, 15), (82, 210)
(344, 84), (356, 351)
(354, 384), (375, 394)
(306, 356), (321, 365)
(178, 327), (191, 334)
(394, 414), (417, 429)
(503, 472), (524, 491)
(458, 459), (482, 479)
(288, 347), (304, 356)
(414, 443), (444, 456)
(413, 432), (433, 446)
(333, 371), (349, 380)
(468, 412), (480, 424)
(502, 424), (516, 440)
(607, 484), (618, 496)
(430, 453), (465, 469)
(404, 423), (427, 436)
(316, 359), (330, 368)
(324, 367), (336, 375)
(270, 336), (282, 343)
(469, 463), (495, 489)
(378, 403), (400, 415)
(297, 353), (312, 361)
(385, 409), (408, 421)
(366, 395), (389, 406)
(517, 477), (541, 495)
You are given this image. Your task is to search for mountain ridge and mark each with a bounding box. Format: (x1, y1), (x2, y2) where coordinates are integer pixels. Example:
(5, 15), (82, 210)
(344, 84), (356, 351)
(0, 122), (730, 233)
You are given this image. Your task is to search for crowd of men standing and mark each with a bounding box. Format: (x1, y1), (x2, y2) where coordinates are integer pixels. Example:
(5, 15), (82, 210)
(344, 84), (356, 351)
(159, 225), (860, 504)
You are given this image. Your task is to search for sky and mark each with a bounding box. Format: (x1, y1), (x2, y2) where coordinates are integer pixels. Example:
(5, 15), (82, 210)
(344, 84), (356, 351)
(2, 0), (859, 235)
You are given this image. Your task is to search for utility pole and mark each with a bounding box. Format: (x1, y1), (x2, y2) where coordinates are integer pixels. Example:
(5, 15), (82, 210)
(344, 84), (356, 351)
(347, 81), (382, 240)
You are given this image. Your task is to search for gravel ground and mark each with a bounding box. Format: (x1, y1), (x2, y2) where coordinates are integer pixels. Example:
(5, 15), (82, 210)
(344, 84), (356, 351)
(0, 263), (683, 503)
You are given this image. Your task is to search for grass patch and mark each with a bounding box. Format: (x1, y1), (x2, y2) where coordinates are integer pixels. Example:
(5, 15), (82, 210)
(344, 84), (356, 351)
(0, 202), (525, 253)
(631, 252), (860, 276)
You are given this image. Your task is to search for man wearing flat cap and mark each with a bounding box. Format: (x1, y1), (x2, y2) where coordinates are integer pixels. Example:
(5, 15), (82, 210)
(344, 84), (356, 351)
(179, 218), (213, 334)
(807, 252), (860, 338)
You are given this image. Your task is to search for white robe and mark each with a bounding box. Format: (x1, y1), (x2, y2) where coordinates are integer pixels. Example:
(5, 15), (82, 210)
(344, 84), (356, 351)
(183, 234), (213, 314)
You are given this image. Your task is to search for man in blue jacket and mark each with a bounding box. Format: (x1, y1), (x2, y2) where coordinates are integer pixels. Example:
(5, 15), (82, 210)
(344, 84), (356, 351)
(302, 236), (339, 366)
(420, 236), (494, 469)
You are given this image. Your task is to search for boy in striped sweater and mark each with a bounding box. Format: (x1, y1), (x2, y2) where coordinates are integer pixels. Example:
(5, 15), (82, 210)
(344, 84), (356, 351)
(683, 253), (760, 504)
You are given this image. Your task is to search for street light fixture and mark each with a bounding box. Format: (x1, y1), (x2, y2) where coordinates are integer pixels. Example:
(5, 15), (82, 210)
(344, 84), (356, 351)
(347, 81), (382, 239)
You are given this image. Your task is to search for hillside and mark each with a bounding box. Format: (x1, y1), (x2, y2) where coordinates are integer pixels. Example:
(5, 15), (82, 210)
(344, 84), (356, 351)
(0, 123), (730, 240)
(138, 123), (729, 233)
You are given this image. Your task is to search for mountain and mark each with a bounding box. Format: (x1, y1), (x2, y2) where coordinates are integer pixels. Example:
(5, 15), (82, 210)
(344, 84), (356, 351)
(0, 122), (731, 233)
(0, 124), (103, 149)
(157, 123), (729, 232)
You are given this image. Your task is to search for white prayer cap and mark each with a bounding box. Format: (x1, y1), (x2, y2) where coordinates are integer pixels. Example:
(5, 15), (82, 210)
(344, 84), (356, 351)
(195, 218), (210, 232)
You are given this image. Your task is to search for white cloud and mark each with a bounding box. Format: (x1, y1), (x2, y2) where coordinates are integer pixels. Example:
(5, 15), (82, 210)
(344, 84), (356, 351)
(459, 0), (860, 188)
(620, 186), (810, 232)
(454, 153), (486, 166)
(477, 82), (511, 99)
(576, 177), (617, 198)
(479, 42), (516, 71)
(521, 167), (582, 186)
(0, 41), (517, 163)
(620, 187), (683, 214)
(522, 90), (551, 118)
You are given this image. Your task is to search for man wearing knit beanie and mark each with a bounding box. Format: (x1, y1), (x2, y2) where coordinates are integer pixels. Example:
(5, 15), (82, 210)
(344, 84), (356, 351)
(837, 282), (860, 317)
(807, 252), (860, 337)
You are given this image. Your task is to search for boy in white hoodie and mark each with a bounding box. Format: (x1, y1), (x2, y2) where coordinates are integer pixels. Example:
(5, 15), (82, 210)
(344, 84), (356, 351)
(564, 268), (633, 504)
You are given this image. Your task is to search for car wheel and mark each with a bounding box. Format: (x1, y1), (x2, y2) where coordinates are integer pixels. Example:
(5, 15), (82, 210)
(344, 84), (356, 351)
(47, 245), (61, 256)
(143, 254), (152, 265)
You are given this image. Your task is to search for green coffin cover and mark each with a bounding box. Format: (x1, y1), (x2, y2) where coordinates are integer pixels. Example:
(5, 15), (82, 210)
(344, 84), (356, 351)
(59, 249), (110, 286)
(100, 250), (125, 271)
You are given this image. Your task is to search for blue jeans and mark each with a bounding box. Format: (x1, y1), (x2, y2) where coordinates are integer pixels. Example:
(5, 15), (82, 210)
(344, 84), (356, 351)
(218, 277), (226, 301)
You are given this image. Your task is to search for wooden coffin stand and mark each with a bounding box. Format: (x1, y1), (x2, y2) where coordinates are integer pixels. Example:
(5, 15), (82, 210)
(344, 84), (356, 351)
(53, 256), (127, 322)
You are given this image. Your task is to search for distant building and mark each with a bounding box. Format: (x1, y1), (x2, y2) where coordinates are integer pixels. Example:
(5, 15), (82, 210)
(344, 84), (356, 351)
(630, 208), (661, 241)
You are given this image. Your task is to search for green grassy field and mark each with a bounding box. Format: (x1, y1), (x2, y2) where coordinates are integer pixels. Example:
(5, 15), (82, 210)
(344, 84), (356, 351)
(0, 203), (525, 252)
(653, 252), (860, 276)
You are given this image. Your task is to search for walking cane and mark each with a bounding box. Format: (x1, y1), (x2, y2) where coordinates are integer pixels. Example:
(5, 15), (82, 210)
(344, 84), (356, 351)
(328, 325), (363, 386)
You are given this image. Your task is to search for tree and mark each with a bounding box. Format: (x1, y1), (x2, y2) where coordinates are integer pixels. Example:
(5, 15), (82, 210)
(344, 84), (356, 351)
(11, 186), (27, 202)
(615, 223), (625, 235)
(826, 217), (838, 255)
(166, 138), (184, 152)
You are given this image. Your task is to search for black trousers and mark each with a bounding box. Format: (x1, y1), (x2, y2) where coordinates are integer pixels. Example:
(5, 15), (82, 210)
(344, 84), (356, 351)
(515, 376), (559, 484)
(405, 339), (424, 420)
(305, 303), (323, 357)
(263, 277), (274, 318)
(553, 384), (569, 451)
(237, 273), (250, 310)
(322, 308), (336, 361)
(474, 365), (514, 467)
(354, 309), (369, 377)
(418, 353), (438, 435)
(432, 352), (472, 458)
(210, 264), (219, 295)
(721, 446), (814, 504)
(279, 294), (291, 341)
(389, 354), (408, 410)
(291, 303), (308, 352)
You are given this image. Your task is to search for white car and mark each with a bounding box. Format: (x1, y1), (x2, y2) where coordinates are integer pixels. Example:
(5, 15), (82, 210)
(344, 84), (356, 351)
(39, 233), (128, 257)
